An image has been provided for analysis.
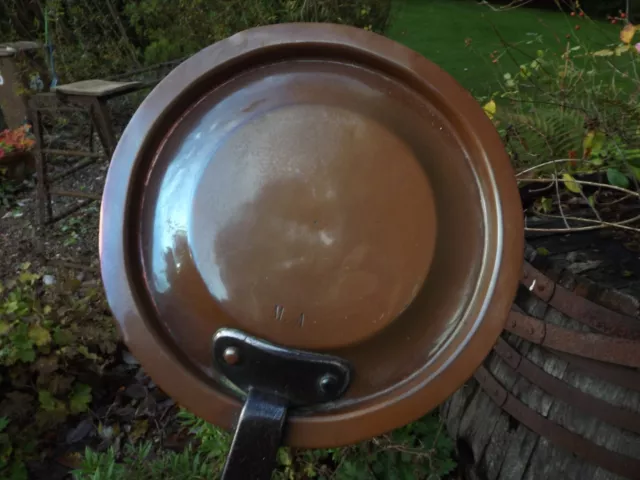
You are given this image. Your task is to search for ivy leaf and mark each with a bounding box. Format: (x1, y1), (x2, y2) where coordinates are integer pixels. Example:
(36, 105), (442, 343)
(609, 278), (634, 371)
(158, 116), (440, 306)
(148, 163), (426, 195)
(17, 347), (35, 363)
(620, 24), (637, 44)
(69, 383), (92, 414)
(540, 196), (553, 213)
(28, 324), (51, 347)
(562, 173), (582, 193)
(277, 448), (293, 466)
(607, 168), (630, 188)
(0, 321), (11, 336)
(77, 345), (98, 361)
(38, 390), (66, 413)
(483, 100), (496, 120)
(52, 328), (74, 346)
(128, 419), (149, 444)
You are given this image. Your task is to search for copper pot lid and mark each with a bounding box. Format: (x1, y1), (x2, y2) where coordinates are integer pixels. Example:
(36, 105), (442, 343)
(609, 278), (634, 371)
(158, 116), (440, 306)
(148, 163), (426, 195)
(100, 23), (523, 448)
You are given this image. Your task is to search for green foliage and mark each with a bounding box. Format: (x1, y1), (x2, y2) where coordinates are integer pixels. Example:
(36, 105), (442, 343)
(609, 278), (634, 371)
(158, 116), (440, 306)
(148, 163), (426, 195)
(0, 264), (118, 478)
(0, 0), (391, 83)
(74, 443), (217, 480)
(481, 10), (640, 195)
(75, 410), (456, 479)
(125, 0), (392, 65)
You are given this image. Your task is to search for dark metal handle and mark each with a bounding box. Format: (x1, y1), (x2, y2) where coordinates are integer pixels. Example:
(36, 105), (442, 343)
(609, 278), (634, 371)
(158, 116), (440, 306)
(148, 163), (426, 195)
(221, 389), (287, 480)
(213, 328), (353, 480)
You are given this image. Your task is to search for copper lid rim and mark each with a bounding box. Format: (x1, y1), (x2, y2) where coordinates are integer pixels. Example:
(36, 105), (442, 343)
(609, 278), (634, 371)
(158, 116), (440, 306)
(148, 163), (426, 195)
(100, 23), (524, 448)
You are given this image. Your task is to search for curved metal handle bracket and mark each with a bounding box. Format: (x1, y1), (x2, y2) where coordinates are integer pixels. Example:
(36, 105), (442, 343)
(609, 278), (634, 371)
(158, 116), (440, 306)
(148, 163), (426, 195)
(212, 328), (352, 480)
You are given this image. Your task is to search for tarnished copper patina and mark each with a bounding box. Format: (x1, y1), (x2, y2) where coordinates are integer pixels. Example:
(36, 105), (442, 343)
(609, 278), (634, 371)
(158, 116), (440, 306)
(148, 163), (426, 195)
(100, 23), (523, 448)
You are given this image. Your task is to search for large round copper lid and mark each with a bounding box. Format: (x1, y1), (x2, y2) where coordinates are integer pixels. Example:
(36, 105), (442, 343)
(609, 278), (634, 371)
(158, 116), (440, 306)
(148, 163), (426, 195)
(100, 23), (523, 448)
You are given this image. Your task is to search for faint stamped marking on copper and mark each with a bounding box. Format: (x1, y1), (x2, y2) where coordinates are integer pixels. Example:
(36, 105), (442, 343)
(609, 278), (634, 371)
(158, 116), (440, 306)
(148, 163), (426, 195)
(274, 305), (305, 328)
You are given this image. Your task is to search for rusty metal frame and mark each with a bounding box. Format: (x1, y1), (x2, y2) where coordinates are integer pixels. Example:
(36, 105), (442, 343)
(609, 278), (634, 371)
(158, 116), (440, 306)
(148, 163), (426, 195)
(550, 349), (640, 393)
(474, 365), (640, 479)
(492, 337), (640, 435)
(521, 262), (640, 339)
(471, 255), (640, 479)
(505, 311), (640, 368)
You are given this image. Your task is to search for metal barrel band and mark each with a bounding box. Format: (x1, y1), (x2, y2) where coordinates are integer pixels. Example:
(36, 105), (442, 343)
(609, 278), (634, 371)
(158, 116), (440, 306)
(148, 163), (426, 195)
(474, 365), (640, 479)
(505, 312), (640, 368)
(493, 337), (640, 435)
(550, 349), (640, 393)
(521, 262), (640, 340)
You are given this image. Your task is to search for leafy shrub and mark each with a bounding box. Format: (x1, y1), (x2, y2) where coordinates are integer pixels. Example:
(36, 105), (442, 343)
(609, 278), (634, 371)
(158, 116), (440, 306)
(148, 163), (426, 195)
(0, 0), (392, 83)
(125, 0), (392, 65)
(0, 264), (119, 477)
(476, 2), (640, 235)
(480, 8), (640, 177)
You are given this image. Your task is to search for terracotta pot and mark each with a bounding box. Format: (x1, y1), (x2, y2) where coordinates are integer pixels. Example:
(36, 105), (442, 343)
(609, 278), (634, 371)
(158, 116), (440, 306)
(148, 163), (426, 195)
(0, 150), (35, 181)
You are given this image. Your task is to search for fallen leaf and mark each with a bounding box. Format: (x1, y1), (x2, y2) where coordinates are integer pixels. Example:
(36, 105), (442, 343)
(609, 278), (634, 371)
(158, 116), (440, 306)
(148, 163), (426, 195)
(65, 418), (94, 444)
(128, 419), (148, 443)
(33, 355), (59, 375)
(45, 374), (75, 395)
(590, 131), (606, 157)
(28, 324), (51, 347)
(56, 452), (83, 469)
(562, 173), (582, 193)
(621, 24), (637, 44)
(0, 391), (34, 420)
(615, 44), (632, 55)
(0, 321), (11, 335)
(69, 383), (92, 414)
(593, 48), (614, 56)
(483, 99), (496, 120)
(124, 384), (147, 399)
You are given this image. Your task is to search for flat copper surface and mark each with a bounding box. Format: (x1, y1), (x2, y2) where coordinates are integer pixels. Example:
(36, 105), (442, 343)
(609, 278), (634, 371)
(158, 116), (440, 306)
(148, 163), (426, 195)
(100, 23), (523, 447)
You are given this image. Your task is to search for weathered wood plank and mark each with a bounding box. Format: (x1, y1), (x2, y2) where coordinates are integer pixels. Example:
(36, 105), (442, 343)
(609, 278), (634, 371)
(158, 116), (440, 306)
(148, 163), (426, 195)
(443, 231), (640, 479)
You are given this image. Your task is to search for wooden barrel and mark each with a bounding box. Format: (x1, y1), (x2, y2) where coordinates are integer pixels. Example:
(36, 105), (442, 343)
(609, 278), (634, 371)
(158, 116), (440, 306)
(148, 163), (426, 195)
(443, 227), (640, 480)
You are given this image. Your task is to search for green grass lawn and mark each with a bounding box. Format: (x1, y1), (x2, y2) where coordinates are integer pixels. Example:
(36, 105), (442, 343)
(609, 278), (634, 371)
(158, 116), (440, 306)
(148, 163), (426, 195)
(387, 0), (625, 95)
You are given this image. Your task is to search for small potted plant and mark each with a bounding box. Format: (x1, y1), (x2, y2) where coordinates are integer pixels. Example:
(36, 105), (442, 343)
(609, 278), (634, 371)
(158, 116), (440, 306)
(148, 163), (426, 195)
(0, 124), (36, 181)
